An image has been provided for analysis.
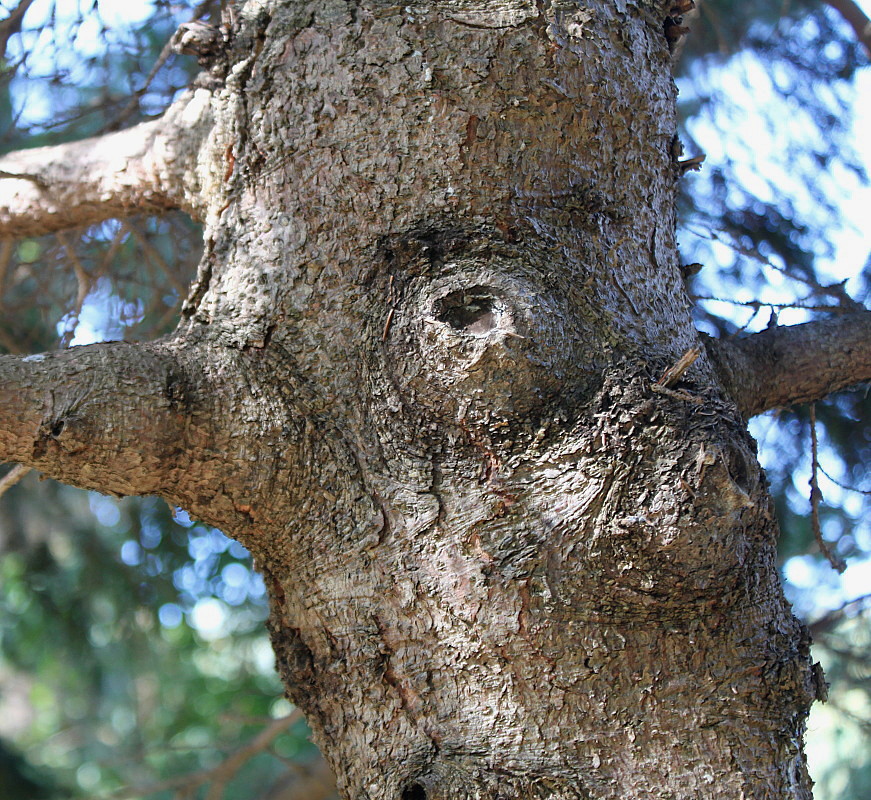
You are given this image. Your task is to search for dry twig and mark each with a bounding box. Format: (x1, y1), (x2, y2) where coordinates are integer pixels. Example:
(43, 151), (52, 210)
(809, 404), (847, 573)
(655, 346), (701, 388)
(0, 464), (30, 498)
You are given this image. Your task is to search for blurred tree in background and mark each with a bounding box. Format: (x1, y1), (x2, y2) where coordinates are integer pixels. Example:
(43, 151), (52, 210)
(0, 0), (868, 797)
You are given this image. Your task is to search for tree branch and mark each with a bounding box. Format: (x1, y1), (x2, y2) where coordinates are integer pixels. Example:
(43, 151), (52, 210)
(825, 0), (871, 53)
(109, 711), (304, 800)
(704, 311), (871, 418)
(0, 341), (194, 496)
(0, 463), (29, 498)
(0, 0), (36, 61)
(0, 89), (215, 238)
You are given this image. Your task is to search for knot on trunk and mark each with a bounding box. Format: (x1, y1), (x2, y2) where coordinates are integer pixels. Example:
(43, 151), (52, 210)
(172, 21), (226, 66)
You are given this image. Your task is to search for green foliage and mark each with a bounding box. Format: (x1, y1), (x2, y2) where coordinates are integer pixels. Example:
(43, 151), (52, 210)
(0, 474), (318, 798)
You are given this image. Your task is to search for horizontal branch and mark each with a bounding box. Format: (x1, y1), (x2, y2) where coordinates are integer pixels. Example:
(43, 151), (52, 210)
(705, 311), (871, 417)
(0, 341), (194, 496)
(0, 89), (215, 238)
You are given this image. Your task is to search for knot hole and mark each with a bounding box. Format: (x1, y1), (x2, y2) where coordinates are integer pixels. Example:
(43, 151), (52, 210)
(435, 287), (502, 335)
(402, 782), (427, 800)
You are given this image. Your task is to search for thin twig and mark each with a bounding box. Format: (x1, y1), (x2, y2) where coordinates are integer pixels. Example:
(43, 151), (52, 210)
(0, 0), (37, 60)
(650, 384), (704, 404)
(100, 221), (129, 275)
(107, 0), (219, 130)
(0, 239), (13, 304)
(809, 404), (846, 573)
(818, 463), (871, 496)
(203, 710), (303, 800)
(0, 168), (46, 186)
(697, 0), (730, 55)
(655, 346), (701, 387)
(808, 592), (871, 637)
(381, 306), (395, 342)
(55, 231), (92, 348)
(693, 295), (850, 314)
(108, 711), (302, 800)
(686, 224), (865, 312)
(0, 464), (30, 498)
(126, 222), (189, 295)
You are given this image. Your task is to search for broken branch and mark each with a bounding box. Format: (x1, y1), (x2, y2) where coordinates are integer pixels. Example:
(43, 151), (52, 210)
(0, 341), (194, 497)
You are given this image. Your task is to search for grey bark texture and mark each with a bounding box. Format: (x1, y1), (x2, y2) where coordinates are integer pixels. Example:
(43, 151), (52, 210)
(2, 0), (869, 798)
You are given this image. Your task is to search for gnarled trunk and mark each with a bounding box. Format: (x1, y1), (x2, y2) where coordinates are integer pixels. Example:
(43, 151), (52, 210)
(176, 3), (817, 797)
(4, 1), (854, 797)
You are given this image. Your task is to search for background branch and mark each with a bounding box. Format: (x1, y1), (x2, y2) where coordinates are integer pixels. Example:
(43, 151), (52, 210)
(825, 0), (871, 52)
(108, 712), (304, 800)
(0, 0), (36, 61)
(0, 462), (29, 497)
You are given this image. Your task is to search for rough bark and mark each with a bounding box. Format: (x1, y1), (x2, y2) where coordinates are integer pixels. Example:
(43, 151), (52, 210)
(0, 335), (322, 534)
(1, 0), (866, 798)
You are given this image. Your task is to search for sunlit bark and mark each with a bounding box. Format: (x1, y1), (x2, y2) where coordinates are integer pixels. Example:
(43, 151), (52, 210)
(0, 90), (217, 238)
(707, 311), (871, 418)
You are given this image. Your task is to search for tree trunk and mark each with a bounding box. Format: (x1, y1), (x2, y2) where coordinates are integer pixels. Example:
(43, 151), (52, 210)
(7, 0), (868, 797)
